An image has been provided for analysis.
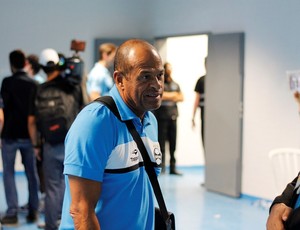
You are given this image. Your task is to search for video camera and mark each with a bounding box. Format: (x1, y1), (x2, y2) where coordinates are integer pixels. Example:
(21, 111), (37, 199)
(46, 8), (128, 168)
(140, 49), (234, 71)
(62, 39), (86, 85)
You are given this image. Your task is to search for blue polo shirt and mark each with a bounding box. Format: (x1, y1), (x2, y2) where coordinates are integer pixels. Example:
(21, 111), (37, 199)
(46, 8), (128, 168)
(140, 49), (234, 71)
(60, 85), (161, 230)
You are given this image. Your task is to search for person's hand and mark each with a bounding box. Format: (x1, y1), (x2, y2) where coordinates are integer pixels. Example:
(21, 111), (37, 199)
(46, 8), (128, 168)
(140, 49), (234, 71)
(192, 118), (196, 129)
(266, 203), (292, 230)
(33, 147), (42, 161)
(294, 91), (300, 104)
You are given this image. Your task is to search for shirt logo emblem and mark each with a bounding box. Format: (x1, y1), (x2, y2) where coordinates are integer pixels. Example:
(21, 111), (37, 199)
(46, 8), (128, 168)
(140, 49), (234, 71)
(130, 149), (139, 162)
(154, 148), (162, 165)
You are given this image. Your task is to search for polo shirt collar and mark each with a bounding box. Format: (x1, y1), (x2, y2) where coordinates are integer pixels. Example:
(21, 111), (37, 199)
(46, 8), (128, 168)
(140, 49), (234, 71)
(109, 85), (151, 125)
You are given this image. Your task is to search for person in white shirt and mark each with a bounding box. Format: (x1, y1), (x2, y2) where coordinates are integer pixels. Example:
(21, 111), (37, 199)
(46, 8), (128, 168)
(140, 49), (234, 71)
(26, 54), (46, 84)
(86, 43), (117, 101)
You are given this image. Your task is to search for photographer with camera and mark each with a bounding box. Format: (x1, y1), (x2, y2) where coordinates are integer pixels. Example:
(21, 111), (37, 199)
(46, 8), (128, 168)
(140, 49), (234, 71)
(28, 48), (84, 230)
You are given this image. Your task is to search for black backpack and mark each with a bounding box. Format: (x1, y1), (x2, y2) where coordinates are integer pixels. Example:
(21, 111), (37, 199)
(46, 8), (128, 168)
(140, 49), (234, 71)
(35, 80), (80, 144)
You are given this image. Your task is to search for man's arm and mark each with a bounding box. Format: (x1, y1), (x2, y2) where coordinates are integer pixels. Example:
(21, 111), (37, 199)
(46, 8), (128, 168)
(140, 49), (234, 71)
(267, 175), (299, 229)
(0, 108), (4, 134)
(28, 115), (42, 161)
(267, 203), (293, 230)
(192, 93), (200, 128)
(68, 175), (102, 230)
(0, 108), (4, 147)
(162, 91), (184, 102)
(28, 115), (38, 145)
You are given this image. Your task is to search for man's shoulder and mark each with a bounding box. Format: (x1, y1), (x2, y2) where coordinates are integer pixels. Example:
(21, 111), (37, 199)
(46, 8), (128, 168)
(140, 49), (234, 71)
(37, 79), (64, 95)
(40, 76), (68, 87)
(3, 72), (37, 86)
(93, 62), (105, 70)
(38, 77), (82, 98)
(88, 63), (108, 77)
(39, 80), (55, 88)
(2, 75), (12, 83)
(195, 75), (205, 86)
(171, 80), (180, 88)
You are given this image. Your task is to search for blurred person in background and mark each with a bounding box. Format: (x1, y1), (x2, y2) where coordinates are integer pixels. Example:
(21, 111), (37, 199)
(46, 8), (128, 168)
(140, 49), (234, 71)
(0, 49), (39, 225)
(28, 48), (84, 230)
(86, 43), (117, 101)
(26, 54), (46, 84)
(153, 62), (184, 175)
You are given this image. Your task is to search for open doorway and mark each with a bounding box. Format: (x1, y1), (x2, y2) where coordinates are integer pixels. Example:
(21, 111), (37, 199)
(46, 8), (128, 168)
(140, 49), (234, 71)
(156, 32), (244, 197)
(155, 34), (208, 167)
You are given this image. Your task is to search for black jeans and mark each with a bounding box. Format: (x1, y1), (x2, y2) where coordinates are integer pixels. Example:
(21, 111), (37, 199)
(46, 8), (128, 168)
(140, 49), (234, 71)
(200, 106), (205, 150)
(157, 118), (177, 170)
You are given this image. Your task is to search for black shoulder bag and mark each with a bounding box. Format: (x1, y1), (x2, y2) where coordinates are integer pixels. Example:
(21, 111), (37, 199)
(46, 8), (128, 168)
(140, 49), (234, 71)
(96, 96), (175, 230)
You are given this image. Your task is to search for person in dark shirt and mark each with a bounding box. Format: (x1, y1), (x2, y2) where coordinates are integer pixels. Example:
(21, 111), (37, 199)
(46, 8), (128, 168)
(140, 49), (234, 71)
(0, 50), (39, 225)
(192, 58), (206, 151)
(267, 92), (300, 230)
(267, 173), (299, 229)
(153, 62), (184, 175)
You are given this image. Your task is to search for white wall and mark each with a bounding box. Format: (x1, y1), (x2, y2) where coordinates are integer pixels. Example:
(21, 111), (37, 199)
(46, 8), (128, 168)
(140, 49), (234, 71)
(1, 0), (300, 200)
(150, 0), (300, 199)
(0, 0), (152, 77)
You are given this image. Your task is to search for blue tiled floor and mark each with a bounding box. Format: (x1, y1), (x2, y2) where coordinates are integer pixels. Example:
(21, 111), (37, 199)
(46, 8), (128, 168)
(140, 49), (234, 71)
(0, 166), (269, 229)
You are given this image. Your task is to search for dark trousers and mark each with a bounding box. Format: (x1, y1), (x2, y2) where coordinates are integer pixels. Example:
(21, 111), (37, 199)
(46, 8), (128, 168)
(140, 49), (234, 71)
(157, 118), (177, 171)
(43, 142), (65, 230)
(1, 139), (39, 215)
(200, 106), (205, 150)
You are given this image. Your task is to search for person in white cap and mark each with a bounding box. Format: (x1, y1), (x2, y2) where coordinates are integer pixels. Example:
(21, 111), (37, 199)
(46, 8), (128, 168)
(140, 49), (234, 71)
(28, 48), (84, 230)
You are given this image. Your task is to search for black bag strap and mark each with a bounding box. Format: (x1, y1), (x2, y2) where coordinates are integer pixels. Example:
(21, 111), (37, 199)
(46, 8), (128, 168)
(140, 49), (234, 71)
(95, 96), (171, 224)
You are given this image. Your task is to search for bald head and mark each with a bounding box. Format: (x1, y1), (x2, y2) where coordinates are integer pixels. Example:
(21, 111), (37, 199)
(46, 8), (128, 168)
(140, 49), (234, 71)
(113, 39), (164, 118)
(114, 39), (160, 75)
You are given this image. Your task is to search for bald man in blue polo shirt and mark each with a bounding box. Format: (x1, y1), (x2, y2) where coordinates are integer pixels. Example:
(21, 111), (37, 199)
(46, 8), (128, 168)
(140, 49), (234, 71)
(60, 39), (165, 230)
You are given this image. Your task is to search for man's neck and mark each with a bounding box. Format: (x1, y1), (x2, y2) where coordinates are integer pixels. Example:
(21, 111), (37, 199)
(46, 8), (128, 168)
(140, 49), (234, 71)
(47, 70), (60, 81)
(98, 60), (107, 68)
(11, 67), (24, 74)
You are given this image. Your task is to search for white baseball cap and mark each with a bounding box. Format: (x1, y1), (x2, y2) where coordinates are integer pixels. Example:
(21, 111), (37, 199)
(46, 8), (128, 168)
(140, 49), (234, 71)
(39, 48), (59, 67)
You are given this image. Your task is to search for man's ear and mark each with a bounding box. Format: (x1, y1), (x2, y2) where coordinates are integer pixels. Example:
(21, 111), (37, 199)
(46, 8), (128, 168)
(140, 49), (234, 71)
(114, 71), (124, 89)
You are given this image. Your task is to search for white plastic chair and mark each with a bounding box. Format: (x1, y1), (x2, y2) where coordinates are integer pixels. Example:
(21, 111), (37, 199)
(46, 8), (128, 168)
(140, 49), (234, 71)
(269, 148), (300, 193)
